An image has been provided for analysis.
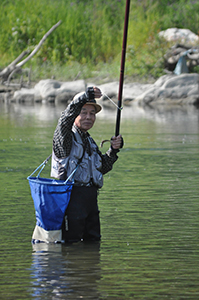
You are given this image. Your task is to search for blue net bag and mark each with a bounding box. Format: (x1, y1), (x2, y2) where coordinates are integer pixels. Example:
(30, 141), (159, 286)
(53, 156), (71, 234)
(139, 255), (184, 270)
(28, 177), (73, 231)
(27, 155), (77, 242)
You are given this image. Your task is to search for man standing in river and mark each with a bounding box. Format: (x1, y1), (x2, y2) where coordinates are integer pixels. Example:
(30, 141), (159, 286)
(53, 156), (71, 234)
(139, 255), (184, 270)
(51, 86), (123, 242)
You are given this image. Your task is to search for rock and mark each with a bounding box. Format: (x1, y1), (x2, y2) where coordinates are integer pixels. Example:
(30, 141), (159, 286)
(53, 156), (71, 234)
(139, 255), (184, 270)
(34, 79), (86, 101)
(97, 81), (153, 105)
(7, 73), (199, 107)
(163, 44), (199, 72)
(55, 92), (76, 104)
(13, 88), (41, 103)
(12, 79), (86, 103)
(159, 28), (199, 72)
(123, 82), (153, 102)
(135, 73), (199, 106)
(98, 82), (118, 99)
(159, 28), (199, 44)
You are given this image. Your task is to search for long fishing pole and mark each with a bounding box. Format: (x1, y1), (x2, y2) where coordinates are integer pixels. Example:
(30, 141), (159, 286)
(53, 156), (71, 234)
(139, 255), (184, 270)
(115, 0), (131, 137)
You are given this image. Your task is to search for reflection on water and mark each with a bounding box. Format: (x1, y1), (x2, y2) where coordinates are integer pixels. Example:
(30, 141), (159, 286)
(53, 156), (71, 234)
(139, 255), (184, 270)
(0, 101), (199, 299)
(30, 242), (101, 299)
(1, 100), (199, 125)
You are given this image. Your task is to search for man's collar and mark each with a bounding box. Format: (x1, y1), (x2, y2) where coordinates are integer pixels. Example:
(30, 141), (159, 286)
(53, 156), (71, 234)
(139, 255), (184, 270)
(74, 124), (90, 137)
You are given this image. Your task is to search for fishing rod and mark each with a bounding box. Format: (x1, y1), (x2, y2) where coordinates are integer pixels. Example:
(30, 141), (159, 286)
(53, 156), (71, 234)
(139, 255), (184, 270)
(100, 0), (131, 148)
(115, 0), (131, 137)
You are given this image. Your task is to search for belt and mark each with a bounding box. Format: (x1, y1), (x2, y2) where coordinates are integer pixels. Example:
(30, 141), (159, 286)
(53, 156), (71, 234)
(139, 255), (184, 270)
(74, 181), (95, 187)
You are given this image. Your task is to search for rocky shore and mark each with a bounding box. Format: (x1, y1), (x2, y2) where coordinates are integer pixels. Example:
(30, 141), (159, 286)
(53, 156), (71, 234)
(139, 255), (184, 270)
(1, 73), (199, 107)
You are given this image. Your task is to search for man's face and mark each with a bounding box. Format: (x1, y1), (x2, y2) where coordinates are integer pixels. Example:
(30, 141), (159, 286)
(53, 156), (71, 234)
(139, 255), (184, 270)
(74, 104), (96, 132)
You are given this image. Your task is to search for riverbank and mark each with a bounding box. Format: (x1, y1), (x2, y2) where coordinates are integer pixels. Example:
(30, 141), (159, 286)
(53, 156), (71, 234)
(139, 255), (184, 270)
(1, 0), (199, 81)
(1, 73), (199, 107)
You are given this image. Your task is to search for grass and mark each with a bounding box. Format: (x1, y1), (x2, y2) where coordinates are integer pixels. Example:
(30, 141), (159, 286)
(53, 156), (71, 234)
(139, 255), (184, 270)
(0, 0), (199, 82)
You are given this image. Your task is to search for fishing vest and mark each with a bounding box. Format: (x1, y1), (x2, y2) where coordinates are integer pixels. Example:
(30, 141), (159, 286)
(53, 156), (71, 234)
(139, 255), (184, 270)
(51, 126), (103, 188)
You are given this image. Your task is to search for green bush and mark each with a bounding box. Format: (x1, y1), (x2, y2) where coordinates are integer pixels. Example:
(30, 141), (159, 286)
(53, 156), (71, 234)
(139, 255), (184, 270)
(0, 0), (198, 81)
(0, 0), (124, 65)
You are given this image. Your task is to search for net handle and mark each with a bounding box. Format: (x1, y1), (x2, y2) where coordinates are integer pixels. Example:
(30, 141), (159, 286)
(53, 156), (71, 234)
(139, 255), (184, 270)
(27, 154), (78, 184)
(28, 155), (52, 178)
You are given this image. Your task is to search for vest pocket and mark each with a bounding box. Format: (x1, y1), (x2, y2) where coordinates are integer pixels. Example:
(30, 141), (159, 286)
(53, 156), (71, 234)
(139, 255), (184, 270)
(75, 161), (90, 183)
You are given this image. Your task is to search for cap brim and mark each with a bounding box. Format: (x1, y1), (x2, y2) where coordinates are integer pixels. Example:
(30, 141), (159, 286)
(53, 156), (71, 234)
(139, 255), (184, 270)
(85, 102), (102, 113)
(73, 91), (102, 113)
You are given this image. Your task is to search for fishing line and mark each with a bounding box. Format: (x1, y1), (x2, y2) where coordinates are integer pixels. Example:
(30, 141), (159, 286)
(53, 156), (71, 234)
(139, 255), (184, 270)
(102, 92), (123, 111)
(100, 92), (123, 147)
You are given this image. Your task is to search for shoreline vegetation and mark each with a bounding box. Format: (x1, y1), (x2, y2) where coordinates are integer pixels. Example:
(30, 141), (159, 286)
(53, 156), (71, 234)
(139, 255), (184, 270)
(1, 0), (199, 85)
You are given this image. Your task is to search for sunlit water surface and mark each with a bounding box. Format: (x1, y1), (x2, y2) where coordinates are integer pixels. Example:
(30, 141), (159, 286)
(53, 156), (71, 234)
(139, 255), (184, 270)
(0, 101), (199, 299)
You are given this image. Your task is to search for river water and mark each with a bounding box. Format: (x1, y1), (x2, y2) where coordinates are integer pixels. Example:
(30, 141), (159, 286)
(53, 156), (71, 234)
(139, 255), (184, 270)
(0, 100), (199, 299)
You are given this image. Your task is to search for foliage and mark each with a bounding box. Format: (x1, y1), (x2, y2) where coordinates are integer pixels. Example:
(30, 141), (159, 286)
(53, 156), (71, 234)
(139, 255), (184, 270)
(0, 0), (124, 65)
(155, 0), (199, 33)
(0, 0), (198, 81)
